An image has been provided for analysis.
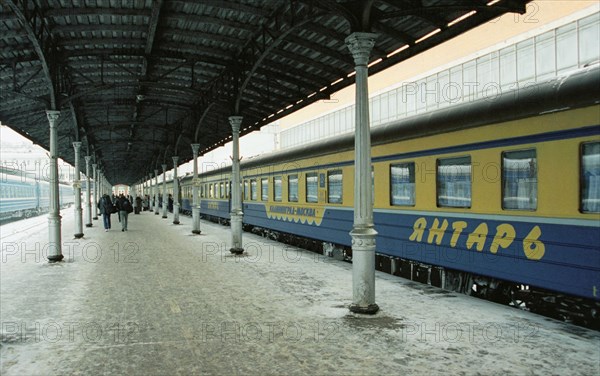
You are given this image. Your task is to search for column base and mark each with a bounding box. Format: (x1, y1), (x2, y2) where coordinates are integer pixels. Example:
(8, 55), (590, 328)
(155, 212), (159, 215)
(85, 223), (93, 228)
(349, 303), (379, 315)
(48, 254), (64, 263)
(93, 217), (98, 220)
(162, 215), (167, 219)
(192, 230), (201, 235)
(74, 233), (84, 239)
(173, 220), (180, 225)
(229, 247), (244, 255)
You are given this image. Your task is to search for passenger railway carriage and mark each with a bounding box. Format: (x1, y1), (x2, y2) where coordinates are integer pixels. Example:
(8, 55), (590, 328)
(0, 170), (75, 220)
(170, 66), (600, 324)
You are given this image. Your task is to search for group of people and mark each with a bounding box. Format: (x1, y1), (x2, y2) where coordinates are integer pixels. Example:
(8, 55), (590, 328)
(97, 193), (134, 232)
(97, 192), (175, 232)
(140, 194), (173, 212)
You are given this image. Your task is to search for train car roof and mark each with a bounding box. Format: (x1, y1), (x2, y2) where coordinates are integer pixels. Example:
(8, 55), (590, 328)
(199, 65), (600, 178)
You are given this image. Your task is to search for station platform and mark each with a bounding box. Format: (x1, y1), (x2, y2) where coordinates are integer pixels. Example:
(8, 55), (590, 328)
(1, 209), (599, 375)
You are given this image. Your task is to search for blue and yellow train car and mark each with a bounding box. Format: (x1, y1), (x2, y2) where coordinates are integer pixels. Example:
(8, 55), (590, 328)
(188, 66), (599, 323)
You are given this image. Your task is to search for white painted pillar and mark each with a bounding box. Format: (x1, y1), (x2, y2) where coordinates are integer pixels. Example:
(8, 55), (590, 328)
(162, 163), (168, 218)
(172, 156), (180, 224)
(154, 169), (159, 215)
(191, 144), (201, 234)
(346, 32), (379, 314)
(229, 116), (244, 254)
(72, 141), (84, 238)
(84, 156), (93, 227)
(148, 172), (153, 211)
(46, 110), (63, 262)
(92, 163), (98, 220)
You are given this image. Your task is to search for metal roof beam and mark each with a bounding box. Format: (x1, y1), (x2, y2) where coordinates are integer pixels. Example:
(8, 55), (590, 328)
(4, 0), (57, 108)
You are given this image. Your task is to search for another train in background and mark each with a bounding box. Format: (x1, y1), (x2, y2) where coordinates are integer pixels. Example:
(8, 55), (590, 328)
(0, 169), (75, 221)
(154, 66), (600, 327)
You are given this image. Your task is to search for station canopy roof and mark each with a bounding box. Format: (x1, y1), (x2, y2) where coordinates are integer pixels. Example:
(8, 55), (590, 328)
(0, 0), (532, 185)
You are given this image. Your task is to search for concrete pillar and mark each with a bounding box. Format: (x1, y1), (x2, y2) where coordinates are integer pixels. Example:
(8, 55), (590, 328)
(154, 169), (159, 215)
(92, 163), (98, 220)
(346, 32), (379, 314)
(84, 156), (92, 227)
(191, 144), (201, 234)
(228, 116), (244, 254)
(72, 142), (84, 238)
(46, 110), (63, 262)
(172, 156), (180, 225)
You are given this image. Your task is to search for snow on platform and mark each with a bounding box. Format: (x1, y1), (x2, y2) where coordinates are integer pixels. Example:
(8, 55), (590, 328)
(1, 209), (599, 375)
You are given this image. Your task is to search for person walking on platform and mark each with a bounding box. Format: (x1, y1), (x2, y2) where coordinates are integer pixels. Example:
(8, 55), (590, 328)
(98, 194), (114, 231)
(135, 195), (142, 214)
(116, 194), (133, 231)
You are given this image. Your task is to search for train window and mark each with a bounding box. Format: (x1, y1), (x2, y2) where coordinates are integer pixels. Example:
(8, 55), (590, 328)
(208, 184), (213, 198)
(390, 163), (416, 206)
(261, 178), (268, 201)
(274, 176), (282, 202)
(243, 180), (249, 200)
(581, 142), (600, 213)
(502, 149), (537, 210)
(437, 156), (471, 208)
(328, 170), (343, 204)
(220, 182), (225, 198)
(288, 175), (298, 202)
(251, 180), (257, 201)
(306, 172), (318, 203)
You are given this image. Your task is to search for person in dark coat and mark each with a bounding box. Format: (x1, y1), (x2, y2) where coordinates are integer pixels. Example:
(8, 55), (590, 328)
(97, 194), (113, 231)
(116, 194), (133, 231)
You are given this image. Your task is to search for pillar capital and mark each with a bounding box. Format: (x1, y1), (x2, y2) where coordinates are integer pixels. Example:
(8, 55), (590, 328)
(191, 143), (200, 156)
(154, 169), (159, 175)
(172, 156), (179, 165)
(92, 163), (97, 169)
(228, 116), (243, 133)
(72, 141), (82, 150)
(84, 155), (92, 162)
(46, 110), (60, 125)
(345, 32), (377, 67)
(162, 163), (167, 172)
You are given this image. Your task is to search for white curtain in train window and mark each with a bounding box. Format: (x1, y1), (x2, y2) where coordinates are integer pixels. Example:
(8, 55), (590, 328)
(327, 170), (343, 204)
(390, 163), (415, 206)
(582, 142), (600, 213)
(261, 178), (268, 201)
(437, 157), (471, 208)
(306, 173), (318, 203)
(502, 150), (537, 210)
(288, 175), (298, 202)
(251, 180), (257, 201)
(274, 176), (282, 202)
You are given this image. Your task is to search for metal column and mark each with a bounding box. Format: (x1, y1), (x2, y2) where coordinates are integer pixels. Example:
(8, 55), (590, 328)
(84, 156), (92, 227)
(346, 32), (379, 314)
(172, 156), (180, 224)
(46, 110), (63, 262)
(191, 144), (201, 234)
(162, 163), (168, 218)
(229, 116), (244, 254)
(154, 169), (159, 215)
(92, 163), (98, 220)
(72, 142), (84, 238)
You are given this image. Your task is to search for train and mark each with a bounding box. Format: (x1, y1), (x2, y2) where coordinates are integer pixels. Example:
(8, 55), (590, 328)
(152, 65), (600, 326)
(0, 169), (75, 221)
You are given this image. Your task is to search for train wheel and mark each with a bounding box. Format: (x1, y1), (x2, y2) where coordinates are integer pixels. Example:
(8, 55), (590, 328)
(508, 284), (528, 310)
